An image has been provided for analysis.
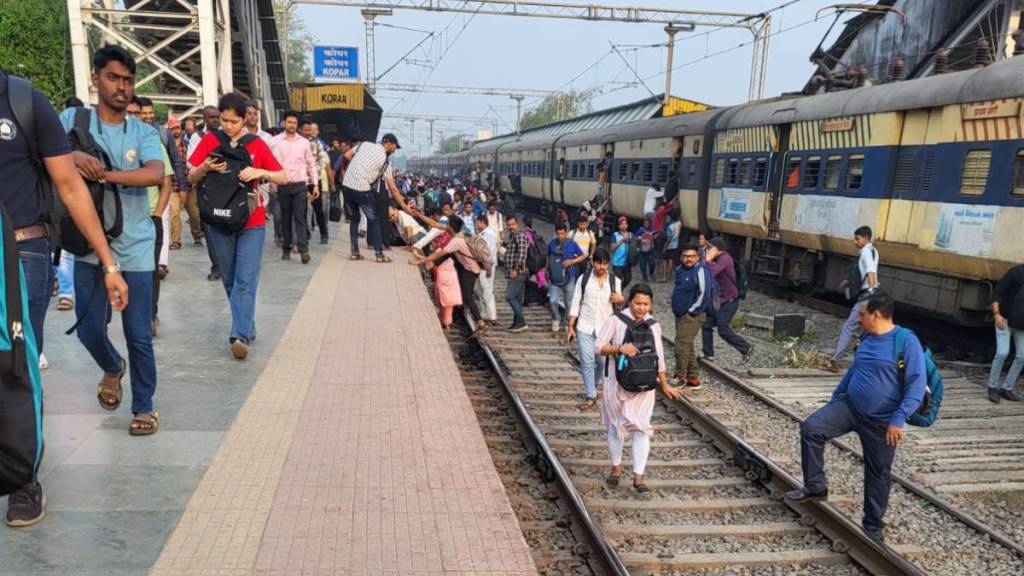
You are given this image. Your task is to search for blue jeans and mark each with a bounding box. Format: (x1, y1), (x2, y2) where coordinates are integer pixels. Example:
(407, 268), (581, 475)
(987, 326), (1024, 390)
(577, 330), (602, 400)
(206, 225), (264, 343)
(17, 238), (53, 354)
(832, 300), (862, 362)
(505, 274), (526, 327)
(345, 186), (383, 256)
(547, 282), (570, 327)
(55, 249), (75, 299)
(74, 263), (157, 414)
(800, 396), (895, 533)
(638, 251), (655, 282)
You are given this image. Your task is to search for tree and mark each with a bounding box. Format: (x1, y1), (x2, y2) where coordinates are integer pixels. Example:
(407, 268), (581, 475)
(437, 134), (470, 154)
(519, 90), (592, 131)
(0, 0), (75, 104)
(274, 0), (315, 84)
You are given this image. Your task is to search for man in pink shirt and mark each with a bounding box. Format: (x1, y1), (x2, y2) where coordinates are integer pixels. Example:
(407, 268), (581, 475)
(271, 110), (317, 264)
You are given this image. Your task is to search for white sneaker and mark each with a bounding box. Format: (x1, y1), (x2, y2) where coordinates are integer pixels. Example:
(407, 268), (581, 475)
(39, 353), (49, 371)
(551, 320), (560, 333)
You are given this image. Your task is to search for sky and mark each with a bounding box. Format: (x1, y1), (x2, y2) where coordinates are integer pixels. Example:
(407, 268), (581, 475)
(293, 0), (870, 155)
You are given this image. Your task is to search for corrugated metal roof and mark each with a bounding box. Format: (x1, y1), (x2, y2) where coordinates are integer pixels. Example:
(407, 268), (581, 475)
(483, 96), (666, 144)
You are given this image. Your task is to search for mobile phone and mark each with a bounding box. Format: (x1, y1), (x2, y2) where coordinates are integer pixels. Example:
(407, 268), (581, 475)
(208, 151), (224, 162)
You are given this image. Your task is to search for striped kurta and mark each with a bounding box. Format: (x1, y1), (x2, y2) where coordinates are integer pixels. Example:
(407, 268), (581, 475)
(598, 310), (666, 439)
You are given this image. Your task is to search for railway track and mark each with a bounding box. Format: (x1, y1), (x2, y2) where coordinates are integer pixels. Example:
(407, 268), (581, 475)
(457, 276), (928, 575)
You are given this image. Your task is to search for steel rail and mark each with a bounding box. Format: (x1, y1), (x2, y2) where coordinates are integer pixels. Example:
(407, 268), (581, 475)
(659, 393), (927, 576)
(474, 335), (631, 576)
(697, 356), (1024, 560)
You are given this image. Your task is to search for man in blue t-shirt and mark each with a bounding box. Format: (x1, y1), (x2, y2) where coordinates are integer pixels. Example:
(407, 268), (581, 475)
(59, 45), (164, 438)
(786, 291), (926, 544)
(0, 68), (129, 527)
(546, 222), (586, 334)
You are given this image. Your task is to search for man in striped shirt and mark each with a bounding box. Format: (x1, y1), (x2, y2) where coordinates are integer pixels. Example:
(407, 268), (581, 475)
(341, 133), (402, 262)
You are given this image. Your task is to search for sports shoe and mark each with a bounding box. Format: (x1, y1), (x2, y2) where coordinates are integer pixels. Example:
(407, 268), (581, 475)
(320, 236), (329, 245)
(301, 252), (311, 264)
(783, 487), (828, 503)
(988, 387), (1002, 404)
(194, 238), (204, 247)
(864, 528), (885, 545)
(509, 324), (528, 333)
(281, 250), (291, 261)
(207, 271), (220, 281)
(5, 480), (45, 527)
(551, 320), (560, 333)
(38, 353), (49, 371)
(1000, 389), (1023, 402)
(685, 377), (702, 390)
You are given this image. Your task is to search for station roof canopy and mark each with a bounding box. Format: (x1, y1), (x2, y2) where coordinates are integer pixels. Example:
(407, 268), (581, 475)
(482, 94), (712, 147)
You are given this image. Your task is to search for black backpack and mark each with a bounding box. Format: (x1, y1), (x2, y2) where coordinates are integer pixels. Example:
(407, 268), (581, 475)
(605, 311), (661, 393)
(845, 246), (877, 302)
(6, 77), (123, 257)
(526, 232), (546, 275)
(197, 130), (256, 233)
(734, 257), (749, 300)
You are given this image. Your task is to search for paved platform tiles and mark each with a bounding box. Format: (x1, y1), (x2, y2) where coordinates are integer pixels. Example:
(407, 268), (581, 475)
(149, 242), (536, 576)
(1, 224), (536, 576)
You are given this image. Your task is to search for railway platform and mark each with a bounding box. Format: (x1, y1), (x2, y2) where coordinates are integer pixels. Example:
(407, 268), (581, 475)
(0, 230), (537, 576)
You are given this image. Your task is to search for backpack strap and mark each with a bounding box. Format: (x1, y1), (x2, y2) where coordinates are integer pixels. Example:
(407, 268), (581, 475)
(212, 128), (231, 149)
(0, 206), (27, 377)
(893, 327), (910, 389)
(7, 75), (38, 168)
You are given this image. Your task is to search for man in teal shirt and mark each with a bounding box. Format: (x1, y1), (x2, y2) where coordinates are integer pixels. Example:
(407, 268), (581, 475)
(59, 45), (165, 436)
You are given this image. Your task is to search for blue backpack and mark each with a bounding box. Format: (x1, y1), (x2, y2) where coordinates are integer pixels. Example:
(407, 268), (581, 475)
(547, 240), (571, 286)
(0, 207), (44, 495)
(894, 328), (943, 427)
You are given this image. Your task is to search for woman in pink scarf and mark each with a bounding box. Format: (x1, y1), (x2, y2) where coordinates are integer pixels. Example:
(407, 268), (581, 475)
(430, 230), (462, 330)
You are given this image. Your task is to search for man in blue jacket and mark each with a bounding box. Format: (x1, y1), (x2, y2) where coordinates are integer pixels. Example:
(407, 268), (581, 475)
(785, 291), (926, 544)
(671, 243), (714, 389)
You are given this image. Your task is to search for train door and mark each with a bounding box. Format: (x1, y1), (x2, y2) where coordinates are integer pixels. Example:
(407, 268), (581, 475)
(765, 122), (793, 238)
(557, 147), (567, 205)
(541, 149), (550, 202)
(883, 110), (932, 244)
(601, 142), (615, 208)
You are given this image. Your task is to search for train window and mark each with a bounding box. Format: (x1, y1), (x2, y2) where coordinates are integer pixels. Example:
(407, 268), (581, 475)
(739, 158), (752, 186)
(687, 160), (698, 187)
(846, 154), (864, 191)
(692, 139), (700, 155)
(587, 163), (596, 179)
(726, 158), (739, 185)
(823, 155), (842, 190)
(785, 156), (801, 188)
(1012, 149), (1024, 195)
(657, 161), (670, 182)
(752, 158), (767, 187)
(618, 162), (628, 181)
(803, 156), (822, 188)
(960, 150), (991, 195)
(642, 162), (654, 182)
(630, 162), (641, 181)
(714, 159), (725, 184)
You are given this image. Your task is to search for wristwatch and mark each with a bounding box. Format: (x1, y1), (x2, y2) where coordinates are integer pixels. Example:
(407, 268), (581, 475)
(102, 262), (122, 274)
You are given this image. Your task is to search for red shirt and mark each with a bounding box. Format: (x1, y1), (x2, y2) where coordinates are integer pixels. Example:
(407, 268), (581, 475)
(189, 132), (282, 228)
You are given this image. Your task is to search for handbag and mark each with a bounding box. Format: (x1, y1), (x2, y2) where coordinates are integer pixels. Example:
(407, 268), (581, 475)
(328, 191), (342, 222)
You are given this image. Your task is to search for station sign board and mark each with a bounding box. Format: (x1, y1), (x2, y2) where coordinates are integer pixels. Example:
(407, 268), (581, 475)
(313, 45), (359, 81)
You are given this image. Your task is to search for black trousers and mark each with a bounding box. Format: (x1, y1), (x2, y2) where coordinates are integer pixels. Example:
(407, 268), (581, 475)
(454, 260), (481, 323)
(375, 187), (396, 246)
(279, 183), (309, 252)
(702, 298), (752, 356)
(613, 264), (632, 291)
(310, 195), (328, 239)
(151, 216), (162, 317)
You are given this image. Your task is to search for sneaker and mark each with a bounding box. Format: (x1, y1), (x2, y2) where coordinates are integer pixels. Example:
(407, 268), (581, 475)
(864, 528), (885, 545)
(551, 320), (560, 333)
(702, 354), (715, 362)
(509, 324), (528, 333)
(230, 338), (249, 360)
(207, 272), (220, 281)
(999, 389), (1023, 402)
(194, 238), (204, 247)
(38, 353), (49, 371)
(5, 480), (45, 527)
(988, 387), (1002, 404)
(783, 487), (828, 503)
(281, 250), (291, 261)
(320, 236), (329, 245)
(301, 252), (311, 264)
(685, 377), (702, 390)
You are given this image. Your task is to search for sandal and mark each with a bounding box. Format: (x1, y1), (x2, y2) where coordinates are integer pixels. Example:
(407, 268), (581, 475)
(96, 359), (126, 411)
(169, 242), (181, 251)
(129, 412), (159, 436)
(606, 474), (621, 488)
(350, 253), (364, 261)
(56, 297), (74, 311)
(376, 254), (393, 263)
(633, 480), (651, 494)
(577, 398), (597, 410)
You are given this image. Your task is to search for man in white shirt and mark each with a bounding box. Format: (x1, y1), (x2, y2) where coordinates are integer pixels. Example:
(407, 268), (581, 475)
(485, 200), (505, 244)
(342, 133), (405, 261)
(388, 206), (441, 255)
(642, 183), (664, 217)
(566, 248), (623, 409)
(829, 225), (879, 371)
(474, 214), (499, 324)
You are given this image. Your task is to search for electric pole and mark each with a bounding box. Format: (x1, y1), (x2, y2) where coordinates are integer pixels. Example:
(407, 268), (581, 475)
(510, 94), (524, 134)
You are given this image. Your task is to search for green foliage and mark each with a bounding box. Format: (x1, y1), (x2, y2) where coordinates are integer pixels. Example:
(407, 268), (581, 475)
(730, 312), (747, 331)
(437, 134), (470, 154)
(274, 0), (315, 84)
(519, 90), (592, 131)
(0, 0), (74, 105)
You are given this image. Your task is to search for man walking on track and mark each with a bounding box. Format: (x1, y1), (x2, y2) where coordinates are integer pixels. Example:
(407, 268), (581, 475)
(786, 291), (925, 545)
(829, 225), (879, 372)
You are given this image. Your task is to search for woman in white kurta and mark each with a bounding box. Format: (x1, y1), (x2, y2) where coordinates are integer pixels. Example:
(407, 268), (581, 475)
(597, 283), (685, 493)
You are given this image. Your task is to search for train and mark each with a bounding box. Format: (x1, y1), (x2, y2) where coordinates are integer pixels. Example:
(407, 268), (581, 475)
(410, 55), (1024, 325)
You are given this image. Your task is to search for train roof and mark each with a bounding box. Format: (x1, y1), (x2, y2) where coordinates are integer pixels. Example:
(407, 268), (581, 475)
(719, 54), (1024, 130)
(556, 108), (726, 147)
